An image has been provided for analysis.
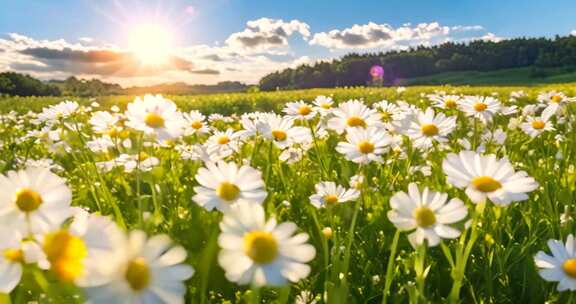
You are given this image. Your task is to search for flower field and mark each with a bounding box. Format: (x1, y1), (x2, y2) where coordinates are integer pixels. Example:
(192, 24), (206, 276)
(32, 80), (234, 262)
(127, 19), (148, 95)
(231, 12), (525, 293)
(1, 85), (576, 303)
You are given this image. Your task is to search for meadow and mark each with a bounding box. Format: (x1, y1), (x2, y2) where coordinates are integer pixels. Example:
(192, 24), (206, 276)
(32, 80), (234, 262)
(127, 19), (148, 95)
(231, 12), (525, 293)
(0, 84), (575, 303)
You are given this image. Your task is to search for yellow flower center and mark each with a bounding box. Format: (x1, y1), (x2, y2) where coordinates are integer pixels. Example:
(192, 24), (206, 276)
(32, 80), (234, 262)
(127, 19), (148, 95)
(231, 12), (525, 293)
(445, 99), (457, 109)
(380, 111), (392, 122)
(324, 195), (339, 205)
(531, 120), (545, 130)
(107, 127), (121, 138)
(191, 120), (203, 129)
(472, 176), (502, 193)
(138, 152), (149, 162)
(217, 182), (240, 201)
(298, 105), (312, 116)
(320, 103), (331, 109)
(346, 116), (366, 127)
(474, 103), (488, 112)
(357, 141), (375, 154)
(272, 130), (287, 141)
(144, 113), (165, 128)
(43, 230), (87, 282)
(125, 257), (151, 292)
(563, 258), (576, 279)
(413, 207), (436, 228)
(217, 136), (230, 145)
(421, 124), (439, 136)
(3, 248), (24, 263)
(243, 231), (278, 264)
(14, 188), (43, 212)
(552, 95), (563, 103)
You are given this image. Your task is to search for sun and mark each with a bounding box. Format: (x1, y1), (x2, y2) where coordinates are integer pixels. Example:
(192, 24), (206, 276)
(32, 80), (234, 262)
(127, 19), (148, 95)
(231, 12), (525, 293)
(128, 23), (174, 66)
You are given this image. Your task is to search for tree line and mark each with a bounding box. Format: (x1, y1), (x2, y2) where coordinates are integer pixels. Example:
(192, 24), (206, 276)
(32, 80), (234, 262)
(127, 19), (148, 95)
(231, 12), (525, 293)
(0, 73), (249, 97)
(259, 35), (576, 90)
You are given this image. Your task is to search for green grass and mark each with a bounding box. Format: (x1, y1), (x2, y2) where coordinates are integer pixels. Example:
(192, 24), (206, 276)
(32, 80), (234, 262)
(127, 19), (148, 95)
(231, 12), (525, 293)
(1, 86), (576, 303)
(400, 67), (576, 86)
(2, 83), (576, 115)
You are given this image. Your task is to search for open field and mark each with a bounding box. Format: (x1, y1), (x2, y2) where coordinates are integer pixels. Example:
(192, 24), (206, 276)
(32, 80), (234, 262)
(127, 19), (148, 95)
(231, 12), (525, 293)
(0, 85), (576, 303)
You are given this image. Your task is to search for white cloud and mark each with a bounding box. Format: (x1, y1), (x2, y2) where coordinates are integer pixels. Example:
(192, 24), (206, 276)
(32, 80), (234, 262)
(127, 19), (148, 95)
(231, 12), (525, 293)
(309, 22), (488, 50)
(571, 30), (576, 36)
(225, 18), (310, 52)
(480, 32), (504, 42)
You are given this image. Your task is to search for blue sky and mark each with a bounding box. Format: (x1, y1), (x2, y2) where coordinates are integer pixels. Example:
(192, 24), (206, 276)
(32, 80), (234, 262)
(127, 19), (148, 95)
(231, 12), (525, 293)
(0, 0), (575, 86)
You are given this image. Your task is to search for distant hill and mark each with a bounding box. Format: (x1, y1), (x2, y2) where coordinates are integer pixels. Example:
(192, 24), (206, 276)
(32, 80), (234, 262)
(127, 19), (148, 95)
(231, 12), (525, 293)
(0, 73), (250, 97)
(259, 35), (576, 90)
(123, 81), (249, 95)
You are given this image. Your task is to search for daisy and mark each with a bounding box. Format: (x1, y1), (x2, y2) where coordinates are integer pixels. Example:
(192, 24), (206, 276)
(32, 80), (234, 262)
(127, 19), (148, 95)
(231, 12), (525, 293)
(538, 91), (575, 113)
(0, 166), (72, 235)
(37, 100), (80, 123)
(309, 181), (360, 208)
(0, 231), (44, 293)
(312, 96), (334, 115)
(327, 100), (382, 134)
(428, 94), (461, 110)
(258, 115), (311, 149)
(84, 230), (194, 303)
(205, 129), (241, 159)
(183, 110), (210, 136)
(218, 202), (316, 286)
(192, 161), (267, 212)
(41, 211), (124, 286)
(387, 183), (468, 247)
(442, 151), (539, 206)
(335, 127), (391, 164)
(125, 94), (185, 141)
(534, 234), (576, 291)
(460, 96), (501, 123)
(89, 111), (122, 137)
(400, 108), (456, 150)
(520, 106), (555, 138)
(284, 101), (317, 121)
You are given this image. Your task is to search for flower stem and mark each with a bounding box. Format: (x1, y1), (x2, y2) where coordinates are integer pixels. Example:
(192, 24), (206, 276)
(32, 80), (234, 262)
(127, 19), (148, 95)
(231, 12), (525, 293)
(382, 230), (400, 304)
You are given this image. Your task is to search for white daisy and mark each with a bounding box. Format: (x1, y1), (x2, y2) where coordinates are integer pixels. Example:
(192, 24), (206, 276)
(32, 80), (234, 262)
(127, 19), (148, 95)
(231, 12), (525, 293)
(193, 161), (267, 212)
(284, 101), (317, 121)
(400, 108), (456, 150)
(327, 100), (382, 134)
(125, 94), (185, 141)
(534, 234), (576, 291)
(538, 91), (575, 113)
(442, 151), (539, 206)
(309, 181), (360, 208)
(0, 166), (72, 235)
(183, 110), (209, 136)
(41, 211), (124, 286)
(428, 94), (461, 110)
(520, 106), (556, 138)
(205, 129), (241, 159)
(460, 96), (501, 123)
(258, 115), (311, 149)
(387, 183), (468, 247)
(335, 127), (391, 164)
(89, 111), (122, 137)
(312, 96), (334, 116)
(218, 202), (316, 286)
(0, 231), (44, 293)
(85, 230), (194, 303)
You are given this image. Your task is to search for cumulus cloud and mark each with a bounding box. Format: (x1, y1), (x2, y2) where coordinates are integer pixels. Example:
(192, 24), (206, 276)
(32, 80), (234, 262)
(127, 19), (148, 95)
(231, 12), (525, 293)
(226, 18), (310, 52)
(479, 33), (504, 42)
(0, 33), (198, 78)
(309, 22), (486, 50)
(571, 30), (576, 36)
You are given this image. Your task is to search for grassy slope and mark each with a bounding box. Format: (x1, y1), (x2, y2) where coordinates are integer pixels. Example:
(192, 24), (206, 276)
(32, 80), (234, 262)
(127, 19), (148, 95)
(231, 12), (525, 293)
(400, 67), (576, 86)
(1, 83), (576, 115)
